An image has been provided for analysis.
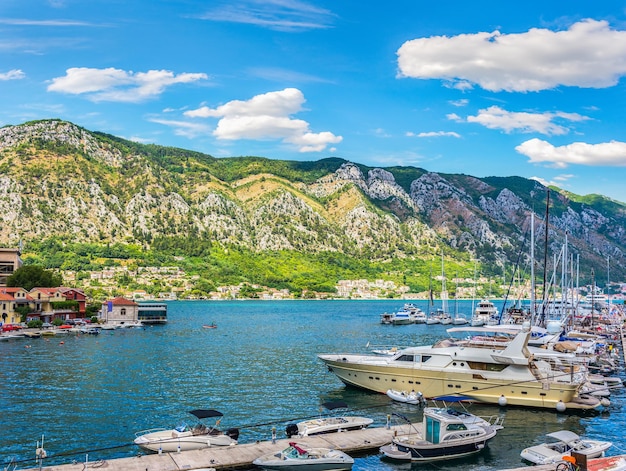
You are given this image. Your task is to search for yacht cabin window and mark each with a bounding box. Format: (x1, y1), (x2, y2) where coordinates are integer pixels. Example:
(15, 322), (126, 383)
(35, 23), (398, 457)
(394, 354), (432, 363)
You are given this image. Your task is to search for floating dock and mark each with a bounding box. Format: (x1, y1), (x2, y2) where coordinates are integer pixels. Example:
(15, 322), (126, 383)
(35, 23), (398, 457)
(20, 424), (626, 471)
(23, 425), (403, 471)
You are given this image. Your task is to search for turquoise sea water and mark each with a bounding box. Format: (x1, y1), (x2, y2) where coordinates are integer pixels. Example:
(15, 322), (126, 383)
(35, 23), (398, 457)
(1, 299), (625, 470)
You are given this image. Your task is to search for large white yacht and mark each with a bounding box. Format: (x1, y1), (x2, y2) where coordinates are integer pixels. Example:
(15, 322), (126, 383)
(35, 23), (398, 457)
(318, 324), (602, 411)
(470, 300), (498, 326)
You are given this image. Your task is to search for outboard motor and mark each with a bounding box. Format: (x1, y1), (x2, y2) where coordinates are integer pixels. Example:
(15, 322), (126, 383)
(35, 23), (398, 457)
(285, 423), (299, 438)
(226, 428), (240, 441)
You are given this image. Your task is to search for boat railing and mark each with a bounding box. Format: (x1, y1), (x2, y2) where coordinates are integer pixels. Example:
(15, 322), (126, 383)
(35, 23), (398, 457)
(391, 412), (422, 437)
(134, 427), (168, 437)
(480, 414), (505, 429)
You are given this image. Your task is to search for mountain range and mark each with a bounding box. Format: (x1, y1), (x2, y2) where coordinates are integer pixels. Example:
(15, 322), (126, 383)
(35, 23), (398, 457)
(1, 119), (624, 291)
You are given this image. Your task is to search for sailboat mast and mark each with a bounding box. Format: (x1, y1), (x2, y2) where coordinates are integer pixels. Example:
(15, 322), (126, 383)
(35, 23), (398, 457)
(530, 211), (535, 319)
(540, 188), (550, 327)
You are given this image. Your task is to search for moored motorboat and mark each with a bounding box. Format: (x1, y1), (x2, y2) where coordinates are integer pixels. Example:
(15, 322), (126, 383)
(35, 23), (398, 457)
(253, 442), (354, 471)
(134, 409), (238, 452)
(285, 401), (373, 437)
(380, 406), (503, 462)
(520, 430), (612, 465)
(471, 299), (498, 326)
(319, 324), (603, 411)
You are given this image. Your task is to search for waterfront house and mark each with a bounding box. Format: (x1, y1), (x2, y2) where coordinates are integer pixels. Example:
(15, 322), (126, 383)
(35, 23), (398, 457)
(29, 287), (71, 323)
(101, 297), (139, 325)
(0, 287), (31, 325)
(59, 287), (87, 316)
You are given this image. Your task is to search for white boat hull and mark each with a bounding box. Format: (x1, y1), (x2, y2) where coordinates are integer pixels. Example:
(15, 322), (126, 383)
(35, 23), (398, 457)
(318, 329), (597, 410)
(520, 431), (612, 465)
(290, 416), (373, 437)
(386, 389), (424, 405)
(253, 447), (353, 471)
(134, 428), (235, 452)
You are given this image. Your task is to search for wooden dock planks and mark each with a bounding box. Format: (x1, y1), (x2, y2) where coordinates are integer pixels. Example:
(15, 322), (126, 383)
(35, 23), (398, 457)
(24, 425), (404, 470)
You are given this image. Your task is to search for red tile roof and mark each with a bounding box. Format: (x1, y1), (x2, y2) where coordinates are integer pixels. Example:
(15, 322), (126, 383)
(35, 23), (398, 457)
(103, 297), (138, 306)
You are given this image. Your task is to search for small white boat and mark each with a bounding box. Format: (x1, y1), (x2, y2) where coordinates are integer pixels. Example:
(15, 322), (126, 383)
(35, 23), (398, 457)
(285, 401), (373, 437)
(134, 409), (238, 452)
(520, 430), (612, 465)
(380, 406), (503, 462)
(386, 389), (425, 406)
(390, 309), (413, 325)
(253, 442), (353, 471)
(452, 314), (468, 325)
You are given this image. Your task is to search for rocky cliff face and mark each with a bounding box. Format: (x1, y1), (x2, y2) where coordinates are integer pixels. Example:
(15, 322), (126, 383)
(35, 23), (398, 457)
(1, 119), (624, 280)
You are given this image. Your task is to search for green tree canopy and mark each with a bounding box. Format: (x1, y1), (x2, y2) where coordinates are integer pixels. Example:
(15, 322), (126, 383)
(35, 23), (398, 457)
(7, 265), (63, 291)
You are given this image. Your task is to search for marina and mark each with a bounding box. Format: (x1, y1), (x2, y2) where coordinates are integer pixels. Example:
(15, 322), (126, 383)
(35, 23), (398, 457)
(1, 300), (625, 471)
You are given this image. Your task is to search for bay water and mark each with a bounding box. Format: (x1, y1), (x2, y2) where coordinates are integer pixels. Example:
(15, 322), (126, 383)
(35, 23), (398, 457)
(2, 300), (625, 470)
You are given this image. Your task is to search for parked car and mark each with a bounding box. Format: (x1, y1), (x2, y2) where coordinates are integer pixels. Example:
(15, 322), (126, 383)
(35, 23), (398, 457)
(2, 324), (24, 332)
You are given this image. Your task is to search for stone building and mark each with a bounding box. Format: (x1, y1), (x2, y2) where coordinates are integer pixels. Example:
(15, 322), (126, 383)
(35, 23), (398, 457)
(100, 297), (139, 325)
(0, 248), (23, 287)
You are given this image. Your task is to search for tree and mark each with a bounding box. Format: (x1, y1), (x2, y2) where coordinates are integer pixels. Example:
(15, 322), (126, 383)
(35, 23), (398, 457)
(7, 265), (63, 291)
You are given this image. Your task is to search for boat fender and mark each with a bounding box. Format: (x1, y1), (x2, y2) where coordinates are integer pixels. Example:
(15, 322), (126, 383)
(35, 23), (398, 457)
(556, 400), (566, 412)
(498, 395), (507, 407)
(285, 424), (299, 438)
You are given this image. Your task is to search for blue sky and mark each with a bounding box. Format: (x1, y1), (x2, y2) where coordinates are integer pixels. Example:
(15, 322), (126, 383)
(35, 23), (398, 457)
(2, 1), (626, 203)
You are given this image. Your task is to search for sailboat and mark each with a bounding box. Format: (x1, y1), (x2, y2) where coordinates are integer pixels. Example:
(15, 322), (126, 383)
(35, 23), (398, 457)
(426, 260), (441, 324)
(452, 273), (468, 325)
(438, 253), (452, 325)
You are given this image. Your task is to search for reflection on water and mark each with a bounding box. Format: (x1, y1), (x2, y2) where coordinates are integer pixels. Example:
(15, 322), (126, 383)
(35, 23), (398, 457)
(0, 300), (624, 470)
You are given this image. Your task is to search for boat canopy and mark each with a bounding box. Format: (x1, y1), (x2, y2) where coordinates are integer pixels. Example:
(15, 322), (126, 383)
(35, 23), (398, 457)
(546, 430), (581, 443)
(189, 409), (224, 419)
(433, 395), (474, 402)
(322, 400), (348, 410)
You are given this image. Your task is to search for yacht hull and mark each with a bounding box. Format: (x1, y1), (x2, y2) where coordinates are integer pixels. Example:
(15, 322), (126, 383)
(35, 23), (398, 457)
(319, 355), (582, 410)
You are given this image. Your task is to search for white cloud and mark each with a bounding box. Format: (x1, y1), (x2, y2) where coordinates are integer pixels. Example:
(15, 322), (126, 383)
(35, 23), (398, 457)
(198, 0), (335, 32)
(148, 118), (213, 139)
(409, 131), (461, 138)
(449, 99), (468, 107)
(465, 105), (589, 135)
(516, 138), (626, 168)
(397, 19), (626, 92)
(529, 174), (574, 190)
(185, 88), (342, 152)
(0, 69), (25, 80)
(48, 67), (208, 103)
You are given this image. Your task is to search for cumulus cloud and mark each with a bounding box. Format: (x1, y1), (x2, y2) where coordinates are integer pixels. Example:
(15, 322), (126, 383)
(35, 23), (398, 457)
(0, 69), (25, 80)
(465, 105), (589, 135)
(516, 138), (626, 168)
(406, 131), (461, 138)
(48, 67), (208, 102)
(397, 19), (626, 92)
(185, 88), (342, 152)
(198, 0), (335, 32)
